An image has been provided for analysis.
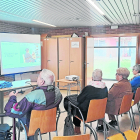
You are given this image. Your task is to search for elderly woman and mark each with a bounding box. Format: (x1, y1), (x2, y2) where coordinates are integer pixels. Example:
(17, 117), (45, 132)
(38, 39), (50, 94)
(97, 68), (132, 131)
(106, 68), (132, 126)
(130, 64), (140, 99)
(73, 69), (108, 134)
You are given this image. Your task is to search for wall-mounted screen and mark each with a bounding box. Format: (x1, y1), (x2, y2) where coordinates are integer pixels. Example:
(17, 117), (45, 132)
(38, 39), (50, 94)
(0, 33), (41, 75)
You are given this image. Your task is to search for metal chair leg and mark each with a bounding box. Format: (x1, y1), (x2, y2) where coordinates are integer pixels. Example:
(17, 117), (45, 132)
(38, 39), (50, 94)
(116, 116), (120, 131)
(83, 122), (86, 134)
(90, 122), (92, 134)
(34, 128), (42, 140)
(137, 103), (140, 113)
(103, 120), (127, 140)
(103, 121), (107, 140)
(128, 111), (135, 131)
(19, 120), (28, 140)
(17, 120), (20, 140)
(49, 132), (51, 140)
(85, 123), (98, 140)
(131, 107), (136, 130)
(55, 130), (58, 136)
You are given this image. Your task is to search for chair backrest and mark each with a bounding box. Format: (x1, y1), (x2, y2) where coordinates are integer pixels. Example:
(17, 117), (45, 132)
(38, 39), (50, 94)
(118, 93), (133, 115)
(136, 127), (140, 140)
(133, 88), (140, 105)
(52, 134), (90, 140)
(86, 98), (107, 123)
(28, 107), (57, 137)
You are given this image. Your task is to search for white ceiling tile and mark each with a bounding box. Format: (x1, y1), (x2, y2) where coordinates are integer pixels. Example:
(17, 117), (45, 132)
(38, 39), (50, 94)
(0, 0), (139, 28)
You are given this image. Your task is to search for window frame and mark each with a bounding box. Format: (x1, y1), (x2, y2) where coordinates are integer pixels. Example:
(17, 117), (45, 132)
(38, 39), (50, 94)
(93, 36), (137, 80)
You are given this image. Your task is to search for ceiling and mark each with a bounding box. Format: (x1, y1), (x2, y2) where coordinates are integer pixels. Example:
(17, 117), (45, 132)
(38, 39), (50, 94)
(0, 0), (140, 28)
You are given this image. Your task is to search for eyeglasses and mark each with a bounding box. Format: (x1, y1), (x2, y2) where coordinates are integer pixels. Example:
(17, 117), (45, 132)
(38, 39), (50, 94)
(116, 73), (121, 76)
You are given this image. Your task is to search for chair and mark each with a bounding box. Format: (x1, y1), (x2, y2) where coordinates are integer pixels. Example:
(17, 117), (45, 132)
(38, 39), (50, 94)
(34, 128), (90, 140)
(70, 98), (108, 140)
(112, 93), (134, 131)
(107, 126), (140, 140)
(52, 134), (90, 140)
(131, 88), (140, 129)
(18, 107), (60, 140)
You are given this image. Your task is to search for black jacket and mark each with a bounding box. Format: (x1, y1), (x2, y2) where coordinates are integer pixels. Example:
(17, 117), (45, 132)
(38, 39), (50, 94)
(77, 85), (108, 113)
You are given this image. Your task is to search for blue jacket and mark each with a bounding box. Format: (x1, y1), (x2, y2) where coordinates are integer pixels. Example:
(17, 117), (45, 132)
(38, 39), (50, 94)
(130, 76), (140, 95)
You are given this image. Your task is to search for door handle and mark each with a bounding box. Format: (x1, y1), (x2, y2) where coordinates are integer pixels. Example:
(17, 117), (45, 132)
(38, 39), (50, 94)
(70, 61), (74, 63)
(59, 60), (63, 61)
(84, 62), (89, 65)
(47, 60), (51, 62)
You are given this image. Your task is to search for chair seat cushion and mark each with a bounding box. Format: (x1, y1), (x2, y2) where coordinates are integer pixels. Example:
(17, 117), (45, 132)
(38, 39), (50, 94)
(107, 130), (137, 140)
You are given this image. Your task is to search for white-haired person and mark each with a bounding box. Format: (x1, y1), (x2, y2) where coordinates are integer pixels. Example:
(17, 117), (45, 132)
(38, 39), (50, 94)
(97, 67), (132, 132)
(130, 64), (140, 99)
(5, 69), (62, 140)
(70, 69), (108, 135)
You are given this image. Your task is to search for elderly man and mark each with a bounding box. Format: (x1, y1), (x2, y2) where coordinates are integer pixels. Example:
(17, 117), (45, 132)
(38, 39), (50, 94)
(5, 69), (62, 140)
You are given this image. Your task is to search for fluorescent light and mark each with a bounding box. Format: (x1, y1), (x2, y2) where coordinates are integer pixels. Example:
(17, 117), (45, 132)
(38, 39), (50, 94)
(86, 0), (105, 15)
(33, 20), (56, 27)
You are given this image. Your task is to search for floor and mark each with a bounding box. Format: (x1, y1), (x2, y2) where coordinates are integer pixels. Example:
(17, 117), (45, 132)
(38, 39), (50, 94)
(2, 81), (140, 140)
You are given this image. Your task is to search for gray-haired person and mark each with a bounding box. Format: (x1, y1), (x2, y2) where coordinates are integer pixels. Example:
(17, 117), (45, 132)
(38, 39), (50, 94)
(130, 64), (140, 99)
(5, 69), (62, 140)
(97, 68), (132, 132)
(64, 69), (108, 135)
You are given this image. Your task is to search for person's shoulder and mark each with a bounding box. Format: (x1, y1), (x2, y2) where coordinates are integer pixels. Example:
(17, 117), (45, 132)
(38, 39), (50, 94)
(25, 89), (45, 102)
(134, 76), (140, 80)
(80, 85), (93, 92)
(85, 85), (94, 89)
(112, 82), (120, 87)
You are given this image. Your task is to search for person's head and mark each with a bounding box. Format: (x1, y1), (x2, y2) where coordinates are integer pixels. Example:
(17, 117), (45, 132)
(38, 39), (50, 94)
(37, 69), (55, 86)
(132, 64), (140, 75)
(92, 69), (102, 81)
(116, 67), (130, 81)
(25, 48), (29, 53)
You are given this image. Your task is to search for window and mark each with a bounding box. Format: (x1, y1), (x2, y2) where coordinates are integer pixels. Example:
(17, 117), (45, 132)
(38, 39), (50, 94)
(94, 37), (137, 80)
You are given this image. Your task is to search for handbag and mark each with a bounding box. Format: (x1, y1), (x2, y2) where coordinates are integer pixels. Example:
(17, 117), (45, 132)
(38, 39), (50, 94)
(63, 115), (74, 136)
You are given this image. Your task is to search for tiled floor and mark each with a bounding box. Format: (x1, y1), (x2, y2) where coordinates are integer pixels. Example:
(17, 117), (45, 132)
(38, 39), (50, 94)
(2, 81), (140, 140)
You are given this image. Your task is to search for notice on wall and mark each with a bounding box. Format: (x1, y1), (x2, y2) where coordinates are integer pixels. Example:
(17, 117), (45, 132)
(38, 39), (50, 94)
(71, 42), (79, 48)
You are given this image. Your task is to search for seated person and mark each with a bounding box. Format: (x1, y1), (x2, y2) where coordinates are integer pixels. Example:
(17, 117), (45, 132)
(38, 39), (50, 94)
(97, 67), (132, 131)
(65, 69), (108, 135)
(130, 64), (140, 99)
(4, 69), (62, 140)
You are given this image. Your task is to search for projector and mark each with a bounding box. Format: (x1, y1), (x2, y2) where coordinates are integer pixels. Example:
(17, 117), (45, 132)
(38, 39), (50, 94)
(65, 75), (79, 81)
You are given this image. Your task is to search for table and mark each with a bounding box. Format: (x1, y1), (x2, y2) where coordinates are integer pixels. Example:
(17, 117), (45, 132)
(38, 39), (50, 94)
(0, 79), (37, 124)
(55, 79), (81, 95)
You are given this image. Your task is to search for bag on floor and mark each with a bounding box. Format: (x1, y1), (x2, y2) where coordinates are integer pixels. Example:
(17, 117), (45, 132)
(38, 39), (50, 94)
(0, 124), (12, 140)
(63, 115), (74, 136)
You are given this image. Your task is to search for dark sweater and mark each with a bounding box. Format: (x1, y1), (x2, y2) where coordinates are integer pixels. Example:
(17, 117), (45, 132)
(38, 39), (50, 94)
(77, 85), (108, 113)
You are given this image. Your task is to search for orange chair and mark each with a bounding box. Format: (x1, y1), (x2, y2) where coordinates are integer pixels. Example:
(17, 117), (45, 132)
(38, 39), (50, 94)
(34, 128), (90, 140)
(18, 107), (60, 140)
(110, 93), (134, 131)
(52, 134), (90, 140)
(70, 98), (107, 140)
(107, 127), (140, 140)
(131, 88), (140, 129)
